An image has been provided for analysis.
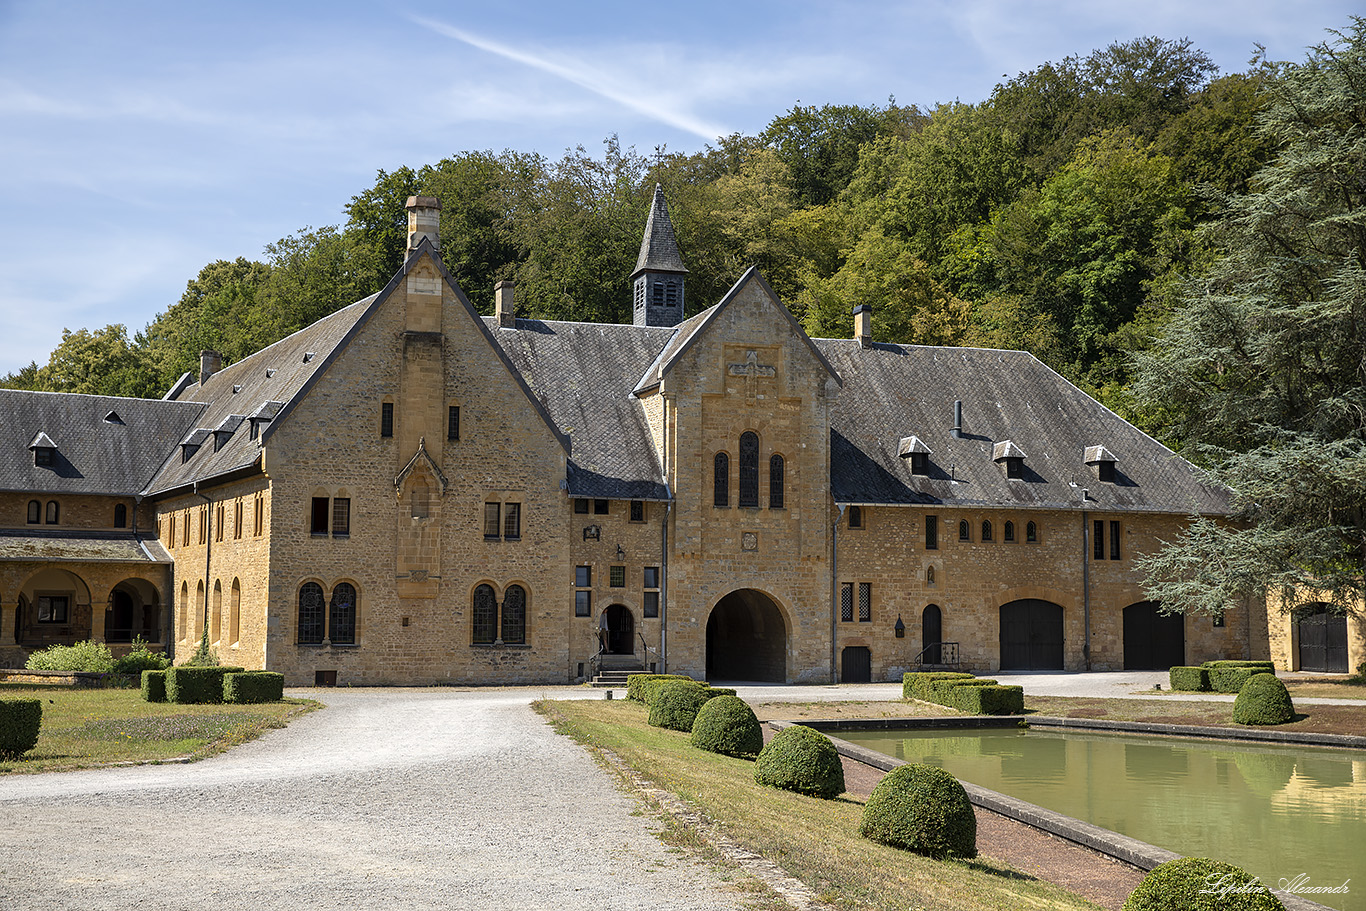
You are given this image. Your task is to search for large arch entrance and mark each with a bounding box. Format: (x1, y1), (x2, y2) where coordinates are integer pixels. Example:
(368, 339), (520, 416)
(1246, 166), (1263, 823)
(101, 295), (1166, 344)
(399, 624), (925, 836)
(706, 589), (786, 682)
(999, 599), (1064, 670)
(1123, 600), (1184, 669)
(105, 578), (162, 644)
(1297, 603), (1348, 672)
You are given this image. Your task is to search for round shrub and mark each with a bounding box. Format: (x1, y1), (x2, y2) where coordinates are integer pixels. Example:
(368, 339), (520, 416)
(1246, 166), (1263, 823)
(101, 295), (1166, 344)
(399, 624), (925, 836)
(859, 763), (977, 859)
(648, 681), (712, 732)
(1123, 857), (1284, 911)
(690, 695), (763, 758)
(753, 725), (845, 798)
(1232, 673), (1294, 726)
(0, 698), (42, 760)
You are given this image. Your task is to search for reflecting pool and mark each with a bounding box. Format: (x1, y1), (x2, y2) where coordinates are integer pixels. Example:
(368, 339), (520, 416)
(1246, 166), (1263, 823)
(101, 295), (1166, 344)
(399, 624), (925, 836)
(837, 728), (1364, 911)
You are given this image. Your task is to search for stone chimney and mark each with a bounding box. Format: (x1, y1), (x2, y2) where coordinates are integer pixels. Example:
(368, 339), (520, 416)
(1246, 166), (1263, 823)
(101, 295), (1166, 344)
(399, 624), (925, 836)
(405, 196), (441, 256)
(853, 304), (872, 348)
(495, 280), (516, 329)
(199, 350), (222, 386)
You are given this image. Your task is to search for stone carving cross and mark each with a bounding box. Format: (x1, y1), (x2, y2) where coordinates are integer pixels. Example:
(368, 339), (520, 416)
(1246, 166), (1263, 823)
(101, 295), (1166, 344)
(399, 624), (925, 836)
(728, 350), (776, 398)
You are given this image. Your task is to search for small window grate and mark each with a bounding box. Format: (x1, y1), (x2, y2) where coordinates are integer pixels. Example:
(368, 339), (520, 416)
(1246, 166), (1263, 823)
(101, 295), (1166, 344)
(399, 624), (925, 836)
(840, 583), (853, 622)
(858, 583), (871, 622)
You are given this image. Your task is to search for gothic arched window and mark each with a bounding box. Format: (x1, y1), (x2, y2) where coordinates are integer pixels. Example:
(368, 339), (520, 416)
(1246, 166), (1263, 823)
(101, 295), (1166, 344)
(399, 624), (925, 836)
(330, 583), (357, 645)
(769, 454), (785, 509)
(472, 584), (497, 645)
(739, 432), (759, 507)
(981, 520), (993, 542)
(502, 585), (526, 645)
(298, 582), (325, 645)
(713, 452), (729, 507)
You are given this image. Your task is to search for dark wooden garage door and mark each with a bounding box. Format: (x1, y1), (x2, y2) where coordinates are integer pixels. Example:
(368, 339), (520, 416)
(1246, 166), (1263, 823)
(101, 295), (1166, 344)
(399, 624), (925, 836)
(1123, 600), (1185, 669)
(841, 646), (872, 683)
(999, 599), (1064, 670)
(1298, 604), (1349, 673)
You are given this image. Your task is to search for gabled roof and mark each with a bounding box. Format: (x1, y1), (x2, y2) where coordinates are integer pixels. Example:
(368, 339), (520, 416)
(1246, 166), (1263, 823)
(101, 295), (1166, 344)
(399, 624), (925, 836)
(632, 184), (687, 277)
(0, 390), (203, 496)
(633, 267), (841, 395)
(816, 341), (1232, 515)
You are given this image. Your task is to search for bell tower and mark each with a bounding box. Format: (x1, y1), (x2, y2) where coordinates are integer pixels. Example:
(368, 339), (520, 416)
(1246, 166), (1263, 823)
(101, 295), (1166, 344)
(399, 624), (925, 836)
(631, 184), (687, 327)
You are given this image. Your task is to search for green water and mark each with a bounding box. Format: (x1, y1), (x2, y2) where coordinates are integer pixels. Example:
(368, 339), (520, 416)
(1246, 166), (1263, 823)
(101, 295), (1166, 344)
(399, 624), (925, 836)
(838, 728), (1364, 911)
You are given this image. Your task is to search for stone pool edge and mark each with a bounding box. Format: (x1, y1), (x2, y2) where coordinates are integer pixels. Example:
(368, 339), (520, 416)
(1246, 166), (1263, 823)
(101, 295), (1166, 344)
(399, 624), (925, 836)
(769, 718), (1341, 911)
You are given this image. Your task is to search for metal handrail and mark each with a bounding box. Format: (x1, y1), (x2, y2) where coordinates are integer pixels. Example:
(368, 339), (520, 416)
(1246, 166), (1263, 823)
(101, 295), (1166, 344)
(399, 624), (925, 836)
(913, 641), (960, 668)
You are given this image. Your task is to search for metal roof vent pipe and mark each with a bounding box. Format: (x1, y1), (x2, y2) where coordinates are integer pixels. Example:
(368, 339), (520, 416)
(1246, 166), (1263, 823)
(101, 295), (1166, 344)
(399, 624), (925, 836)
(199, 350), (222, 386)
(952, 400), (963, 438)
(853, 303), (872, 349)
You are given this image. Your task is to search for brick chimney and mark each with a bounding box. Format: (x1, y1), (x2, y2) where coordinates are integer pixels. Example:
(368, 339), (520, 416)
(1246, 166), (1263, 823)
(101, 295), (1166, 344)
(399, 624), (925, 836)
(496, 280), (516, 329)
(199, 350), (222, 385)
(405, 196), (441, 256)
(853, 304), (872, 348)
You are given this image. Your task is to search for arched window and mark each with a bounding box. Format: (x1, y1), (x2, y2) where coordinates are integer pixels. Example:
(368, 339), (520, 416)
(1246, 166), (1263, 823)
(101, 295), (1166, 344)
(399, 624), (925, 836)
(114, 503), (127, 528)
(1004, 520), (1015, 542)
(195, 581), (205, 639)
(958, 520), (970, 541)
(26, 500), (39, 524)
(848, 505), (863, 528)
(769, 454), (785, 509)
(229, 579), (241, 645)
(330, 583), (357, 645)
(45, 500), (59, 524)
(472, 584), (497, 644)
(713, 452), (729, 507)
(981, 520), (993, 542)
(298, 582), (325, 644)
(410, 480), (430, 519)
(738, 432), (759, 507)
(211, 580), (222, 644)
(502, 585), (526, 645)
(179, 582), (188, 641)
(1026, 521), (1038, 543)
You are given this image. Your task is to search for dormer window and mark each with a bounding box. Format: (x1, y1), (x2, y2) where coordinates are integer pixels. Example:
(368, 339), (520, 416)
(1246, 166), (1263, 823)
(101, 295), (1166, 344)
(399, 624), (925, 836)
(29, 431), (57, 467)
(993, 440), (1027, 479)
(180, 428), (210, 462)
(1085, 445), (1118, 482)
(898, 435), (932, 476)
(212, 415), (245, 452)
(103, 410), (123, 424)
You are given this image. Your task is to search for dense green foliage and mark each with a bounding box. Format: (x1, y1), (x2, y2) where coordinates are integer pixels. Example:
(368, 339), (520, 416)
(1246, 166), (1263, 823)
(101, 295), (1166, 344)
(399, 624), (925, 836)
(164, 666), (244, 705)
(1199, 662), (1275, 694)
(1232, 673), (1296, 725)
(113, 638), (172, 675)
(859, 763), (977, 859)
(902, 672), (975, 701)
(1123, 857), (1284, 911)
(647, 681), (715, 732)
(904, 673), (1023, 713)
(626, 673), (695, 705)
(141, 670), (167, 703)
(952, 685), (1026, 715)
(753, 725), (845, 799)
(223, 671), (286, 704)
(690, 694), (764, 757)
(1168, 666), (1210, 691)
(0, 699), (42, 759)
(25, 640), (116, 674)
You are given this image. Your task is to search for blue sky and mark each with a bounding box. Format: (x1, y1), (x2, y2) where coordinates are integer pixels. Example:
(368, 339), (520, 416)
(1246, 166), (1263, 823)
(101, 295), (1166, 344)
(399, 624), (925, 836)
(0, 0), (1358, 379)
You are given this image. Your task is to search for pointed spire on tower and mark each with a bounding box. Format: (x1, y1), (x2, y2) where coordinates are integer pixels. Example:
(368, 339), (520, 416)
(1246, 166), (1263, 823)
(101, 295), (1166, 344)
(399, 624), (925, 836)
(631, 184), (687, 327)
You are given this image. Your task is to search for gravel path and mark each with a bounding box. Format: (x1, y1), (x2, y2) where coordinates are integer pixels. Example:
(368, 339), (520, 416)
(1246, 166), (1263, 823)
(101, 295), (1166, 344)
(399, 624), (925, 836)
(0, 687), (749, 911)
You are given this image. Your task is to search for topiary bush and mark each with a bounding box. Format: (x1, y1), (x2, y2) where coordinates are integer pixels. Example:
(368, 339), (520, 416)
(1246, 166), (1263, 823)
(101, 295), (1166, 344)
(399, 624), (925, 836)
(859, 763), (977, 859)
(24, 640), (116, 673)
(165, 666), (245, 704)
(648, 681), (714, 731)
(0, 699), (42, 760)
(691, 694), (763, 758)
(1122, 856), (1284, 911)
(753, 725), (845, 798)
(223, 671), (285, 704)
(141, 669), (167, 703)
(1208, 666), (1258, 694)
(1232, 673), (1295, 726)
(954, 684), (1025, 715)
(1169, 666), (1210, 691)
(903, 672), (974, 702)
(626, 673), (695, 705)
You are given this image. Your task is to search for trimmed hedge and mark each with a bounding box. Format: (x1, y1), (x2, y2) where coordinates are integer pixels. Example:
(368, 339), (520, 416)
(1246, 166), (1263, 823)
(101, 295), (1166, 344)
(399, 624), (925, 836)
(1233, 673), (1295, 726)
(953, 684), (1025, 715)
(1169, 666), (1209, 691)
(904, 673), (1022, 714)
(903, 672), (974, 702)
(224, 671), (285, 704)
(1123, 857), (1284, 911)
(649, 681), (713, 731)
(1208, 666), (1258, 694)
(859, 763), (977, 859)
(141, 669), (167, 703)
(165, 666), (245, 705)
(754, 725), (845, 799)
(626, 674), (694, 705)
(1202, 660), (1276, 671)
(691, 694), (764, 758)
(927, 677), (998, 705)
(0, 698), (42, 760)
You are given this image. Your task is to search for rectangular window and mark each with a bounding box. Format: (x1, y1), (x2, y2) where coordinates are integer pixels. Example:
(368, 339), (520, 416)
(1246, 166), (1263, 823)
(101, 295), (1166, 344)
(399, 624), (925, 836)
(643, 566), (659, 589)
(448, 405), (460, 441)
(575, 590), (591, 617)
(643, 591), (659, 618)
(234, 500), (243, 540)
(168, 514), (176, 548)
(182, 511), (190, 547)
(575, 565), (591, 587)
(311, 498), (330, 535)
(630, 500), (644, 522)
(609, 566), (625, 588)
(858, 583), (872, 622)
(848, 505), (863, 528)
(840, 582), (853, 622)
(484, 502), (501, 539)
(253, 494), (264, 536)
(37, 595), (69, 623)
(215, 503), (224, 542)
(1110, 520), (1121, 560)
(925, 515), (938, 550)
(503, 502), (521, 540)
(1094, 520), (1105, 560)
(332, 498), (351, 537)
(593, 499), (609, 515)
(574, 498), (589, 514)
(380, 402), (394, 438)
(34, 448), (53, 467)
(198, 507), (207, 545)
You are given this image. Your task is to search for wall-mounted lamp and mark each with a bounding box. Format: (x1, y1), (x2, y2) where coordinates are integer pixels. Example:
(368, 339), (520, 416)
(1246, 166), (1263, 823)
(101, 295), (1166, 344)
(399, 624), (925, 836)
(894, 614), (905, 638)
(616, 544), (626, 560)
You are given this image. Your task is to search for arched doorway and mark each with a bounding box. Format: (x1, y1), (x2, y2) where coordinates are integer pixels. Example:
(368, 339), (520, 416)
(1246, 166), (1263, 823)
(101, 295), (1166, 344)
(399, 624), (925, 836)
(602, 604), (634, 655)
(999, 599), (1064, 670)
(106, 589), (136, 643)
(1123, 600), (1185, 669)
(706, 589), (786, 682)
(1297, 603), (1348, 672)
(922, 604), (942, 665)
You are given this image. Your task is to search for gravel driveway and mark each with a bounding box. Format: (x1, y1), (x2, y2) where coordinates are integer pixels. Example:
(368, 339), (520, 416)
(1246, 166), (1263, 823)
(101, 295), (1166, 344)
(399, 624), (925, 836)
(0, 687), (747, 911)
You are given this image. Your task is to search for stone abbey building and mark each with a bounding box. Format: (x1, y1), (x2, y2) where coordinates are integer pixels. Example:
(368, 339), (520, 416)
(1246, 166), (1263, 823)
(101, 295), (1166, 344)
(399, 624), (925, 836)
(2, 189), (1358, 683)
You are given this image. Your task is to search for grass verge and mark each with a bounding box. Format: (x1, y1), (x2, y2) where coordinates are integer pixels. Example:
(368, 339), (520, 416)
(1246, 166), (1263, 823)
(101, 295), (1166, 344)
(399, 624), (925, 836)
(537, 697), (1101, 911)
(0, 683), (319, 773)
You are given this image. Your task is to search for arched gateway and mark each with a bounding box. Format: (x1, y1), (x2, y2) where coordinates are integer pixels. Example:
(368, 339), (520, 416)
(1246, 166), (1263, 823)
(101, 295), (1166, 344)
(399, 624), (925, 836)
(706, 589), (786, 682)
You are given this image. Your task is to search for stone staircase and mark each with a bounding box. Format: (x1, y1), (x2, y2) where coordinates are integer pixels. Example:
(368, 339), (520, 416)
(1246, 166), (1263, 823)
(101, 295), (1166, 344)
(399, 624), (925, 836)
(590, 653), (647, 687)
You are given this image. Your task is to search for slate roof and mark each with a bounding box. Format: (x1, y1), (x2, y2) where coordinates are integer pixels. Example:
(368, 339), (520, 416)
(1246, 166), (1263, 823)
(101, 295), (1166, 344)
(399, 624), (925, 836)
(0, 528), (172, 563)
(0, 390), (203, 495)
(813, 341), (1233, 514)
(632, 184), (687, 277)
(487, 318), (675, 499)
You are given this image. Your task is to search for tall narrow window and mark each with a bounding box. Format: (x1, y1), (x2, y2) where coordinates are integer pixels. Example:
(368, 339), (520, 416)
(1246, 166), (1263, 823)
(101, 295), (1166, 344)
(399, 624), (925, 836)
(114, 504), (127, 528)
(575, 590), (591, 617)
(501, 585), (526, 644)
(215, 503), (225, 541)
(840, 582), (854, 622)
(1094, 520), (1105, 560)
(46, 500), (59, 524)
(1004, 520), (1015, 542)
(183, 511), (190, 546)
(643, 591), (660, 618)
(981, 520), (993, 542)
(1026, 520), (1038, 543)
(959, 520), (970, 542)
(330, 583), (357, 645)
(410, 482), (430, 519)
(253, 493), (264, 536)
(298, 582), (325, 645)
(858, 583), (872, 622)
(1110, 521), (1121, 560)
(168, 514), (176, 547)
(332, 498), (351, 536)
(769, 454), (785, 509)
(26, 500), (40, 524)
(738, 432), (759, 507)
(925, 515), (938, 550)
(229, 578), (241, 645)
(643, 566), (660, 619)
(448, 405), (460, 441)
(311, 498), (329, 535)
(848, 505), (863, 528)
(380, 402), (394, 438)
(503, 503), (521, 540)
(198, 506), (207, 544)
(484, 503), (501, 539)
(472, 584), (497, 644)
(713, 452), (729, 507)
(630, 500), (644, 522)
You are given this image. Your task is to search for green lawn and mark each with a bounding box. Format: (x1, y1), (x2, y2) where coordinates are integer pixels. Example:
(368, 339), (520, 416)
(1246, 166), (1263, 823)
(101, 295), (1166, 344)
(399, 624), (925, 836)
(0, 683), (317, 773)
(538, 698), (1101, 911)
